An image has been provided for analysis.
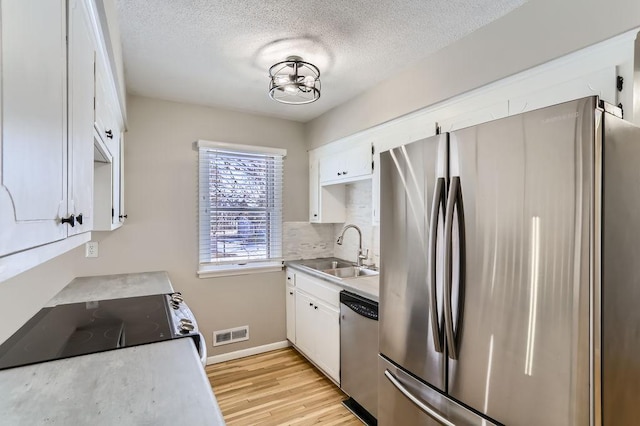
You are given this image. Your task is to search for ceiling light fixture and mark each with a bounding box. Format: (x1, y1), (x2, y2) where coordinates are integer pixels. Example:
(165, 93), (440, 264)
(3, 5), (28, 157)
(268, 56), (320, 105)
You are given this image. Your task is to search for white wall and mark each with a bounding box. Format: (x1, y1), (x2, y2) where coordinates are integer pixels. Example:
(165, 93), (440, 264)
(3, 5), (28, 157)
(0, 95), (308, 354)
(78, 95), (307, 354)
(306, 0), (640, 148)
(0, 250), (79, 343)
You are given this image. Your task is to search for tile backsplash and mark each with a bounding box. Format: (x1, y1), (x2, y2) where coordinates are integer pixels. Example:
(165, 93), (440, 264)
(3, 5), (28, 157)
(283, 221), (334, 260)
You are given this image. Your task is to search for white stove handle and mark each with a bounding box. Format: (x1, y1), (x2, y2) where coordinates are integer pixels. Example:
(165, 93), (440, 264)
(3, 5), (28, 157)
(197, 332), (207, 368)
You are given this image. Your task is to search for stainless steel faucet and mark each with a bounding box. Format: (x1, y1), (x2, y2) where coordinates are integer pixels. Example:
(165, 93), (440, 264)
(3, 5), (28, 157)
(336, 224), (369, 268)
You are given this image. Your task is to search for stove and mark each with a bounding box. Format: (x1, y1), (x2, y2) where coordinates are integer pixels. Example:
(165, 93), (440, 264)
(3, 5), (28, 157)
(0, 293), (203, 370)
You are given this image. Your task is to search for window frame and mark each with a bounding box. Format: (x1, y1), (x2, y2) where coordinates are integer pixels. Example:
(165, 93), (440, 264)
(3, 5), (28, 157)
(195, 140), (286, 278)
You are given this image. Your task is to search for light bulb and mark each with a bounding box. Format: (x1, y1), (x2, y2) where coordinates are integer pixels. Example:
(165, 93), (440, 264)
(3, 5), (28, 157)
(274, 74), (292, 85)
(283, 84), (298, 94)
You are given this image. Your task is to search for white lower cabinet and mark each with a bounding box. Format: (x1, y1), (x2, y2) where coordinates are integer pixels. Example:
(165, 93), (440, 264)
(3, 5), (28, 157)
(290, 270), (340, 384)
(312, 298), (340, 382)
(285, 270), (296, 344)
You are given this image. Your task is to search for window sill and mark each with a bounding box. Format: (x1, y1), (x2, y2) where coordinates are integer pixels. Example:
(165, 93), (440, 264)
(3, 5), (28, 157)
(197, 261), (284, 278)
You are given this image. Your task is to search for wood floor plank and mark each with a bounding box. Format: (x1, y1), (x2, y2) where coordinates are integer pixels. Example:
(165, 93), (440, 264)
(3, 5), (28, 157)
(206, 347), (362, 425)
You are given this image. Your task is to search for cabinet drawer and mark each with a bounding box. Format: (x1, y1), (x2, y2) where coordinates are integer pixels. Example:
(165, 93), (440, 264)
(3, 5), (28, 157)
(296, 273), (340, 307)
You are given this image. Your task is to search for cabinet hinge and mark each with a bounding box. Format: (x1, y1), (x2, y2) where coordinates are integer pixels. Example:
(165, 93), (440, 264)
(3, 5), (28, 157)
(372, 161), (375, 172)
(371, 145), (375, 155)
(617, 76), (624, 92)
(435, 123), (441, 135)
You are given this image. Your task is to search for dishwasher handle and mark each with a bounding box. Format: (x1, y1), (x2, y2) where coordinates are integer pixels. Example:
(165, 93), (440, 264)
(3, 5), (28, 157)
(340, 291), (378, 321)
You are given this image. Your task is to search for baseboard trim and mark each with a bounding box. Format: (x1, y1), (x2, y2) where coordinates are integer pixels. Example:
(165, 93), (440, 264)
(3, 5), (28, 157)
(206, 340), (290, 365)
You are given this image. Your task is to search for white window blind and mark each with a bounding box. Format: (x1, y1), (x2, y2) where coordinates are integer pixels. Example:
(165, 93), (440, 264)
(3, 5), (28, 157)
(198, 141), (284, 271)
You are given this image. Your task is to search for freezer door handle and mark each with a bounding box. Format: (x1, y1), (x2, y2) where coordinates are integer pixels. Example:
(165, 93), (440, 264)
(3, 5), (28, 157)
(444, 176), (465, 360)
(384, 370), (456, 426)
(428, 177), (445, 353)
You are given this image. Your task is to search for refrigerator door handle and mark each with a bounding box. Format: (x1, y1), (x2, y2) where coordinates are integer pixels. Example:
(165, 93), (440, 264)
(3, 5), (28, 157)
(428, 177), (445, 353)
(384, 369), (456, 426)
(444, 176), (465, 360)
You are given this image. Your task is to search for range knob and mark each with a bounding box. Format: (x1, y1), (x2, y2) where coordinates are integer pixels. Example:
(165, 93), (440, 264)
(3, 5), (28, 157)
(179, 319), (195, 334)
(170, 293), (184, 304)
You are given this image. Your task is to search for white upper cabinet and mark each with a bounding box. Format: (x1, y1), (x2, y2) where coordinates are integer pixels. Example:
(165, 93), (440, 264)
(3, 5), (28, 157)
(0, 0), (126, 279)
(309, 139), (372, 223)
(94, 53), (119, 146)
(319, 142), (372, 185)
(308, 150), (319, 222)
(309, 150), (346, 224)
(0, 0), (69, 257)
(68, 0), (97, 235)
(93, 49), (125, 231)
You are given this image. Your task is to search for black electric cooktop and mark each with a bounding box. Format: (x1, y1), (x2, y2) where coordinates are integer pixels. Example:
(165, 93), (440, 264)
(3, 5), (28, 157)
(0, 294), (174, 370)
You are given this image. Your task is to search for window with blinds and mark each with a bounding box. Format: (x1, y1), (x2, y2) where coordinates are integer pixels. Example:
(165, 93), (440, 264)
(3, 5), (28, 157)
(197, 141), (285, 272)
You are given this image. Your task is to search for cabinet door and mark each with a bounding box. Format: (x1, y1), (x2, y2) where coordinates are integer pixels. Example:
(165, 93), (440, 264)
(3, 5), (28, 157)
(118, 134), (126, 223)
(314, 299), (340, 384)
(109, 129), (121, 227)
(94, 55), (122, 230)
(319, 154), (343, 183)
(319, 142), (372, 184)
(286, 283), (296, 343)
(67, 0), (95, 235)
(343, 143), (373, 180)
(0, 0), (68, 257)
(309, 152), (320, 222)
(294, 290), (316, 358)
(94, 55), (113, 143)
(372, 146), (380, 225)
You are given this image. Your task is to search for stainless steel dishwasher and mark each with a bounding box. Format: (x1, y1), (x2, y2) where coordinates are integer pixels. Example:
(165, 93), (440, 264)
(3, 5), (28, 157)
(340, 290), (379, 425)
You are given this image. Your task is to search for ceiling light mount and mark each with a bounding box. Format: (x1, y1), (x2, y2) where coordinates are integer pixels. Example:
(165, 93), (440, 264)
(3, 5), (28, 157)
(268, 56), (321, 105)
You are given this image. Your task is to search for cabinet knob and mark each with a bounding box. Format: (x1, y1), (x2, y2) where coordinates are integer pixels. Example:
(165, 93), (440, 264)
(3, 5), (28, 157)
(287, 276), (291, 280)
(313, 214), (318, 217)
(309, 302), (313, 307)
(289, 291), (294, 295)
(314, 305), (318, 310)
(61, 215), (75, 227)
(343, 171), (348, 175)
(119, 214), (128, 219)
(337, 172), (342, 176)
(76, 214), (83, 225)
(105, 129), (113, 139)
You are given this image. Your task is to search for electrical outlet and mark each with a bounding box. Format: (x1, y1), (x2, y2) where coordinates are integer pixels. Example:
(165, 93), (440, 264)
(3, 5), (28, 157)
(85, 241), (99, 258)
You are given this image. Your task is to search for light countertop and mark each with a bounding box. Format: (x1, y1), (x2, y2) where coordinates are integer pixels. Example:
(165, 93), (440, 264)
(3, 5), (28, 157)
(285, 258), (379, 302)
(45, 271), (175, 306)
(1, 271), (225, 425)
(0, 338), (223, 425)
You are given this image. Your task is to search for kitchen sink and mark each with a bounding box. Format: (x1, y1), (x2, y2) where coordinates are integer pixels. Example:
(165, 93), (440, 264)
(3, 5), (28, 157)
(313, 260), (354, 270)
(299, 259), (354, 271)
(293, 258), (378, 279)
(322, 266), (379, 278)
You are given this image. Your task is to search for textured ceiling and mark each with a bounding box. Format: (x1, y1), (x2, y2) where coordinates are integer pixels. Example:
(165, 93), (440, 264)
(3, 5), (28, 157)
(116, 0), (526, 122)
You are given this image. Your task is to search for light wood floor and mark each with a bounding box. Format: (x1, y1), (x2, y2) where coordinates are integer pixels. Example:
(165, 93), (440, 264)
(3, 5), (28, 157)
(206, 347), (361, 425)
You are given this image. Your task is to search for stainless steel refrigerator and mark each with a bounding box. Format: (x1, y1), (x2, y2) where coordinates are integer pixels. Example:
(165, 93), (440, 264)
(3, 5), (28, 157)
(378, 96), (640, 425)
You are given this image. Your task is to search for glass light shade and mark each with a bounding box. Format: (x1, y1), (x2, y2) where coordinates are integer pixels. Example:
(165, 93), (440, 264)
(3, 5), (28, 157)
(268, 56), (320, 105)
